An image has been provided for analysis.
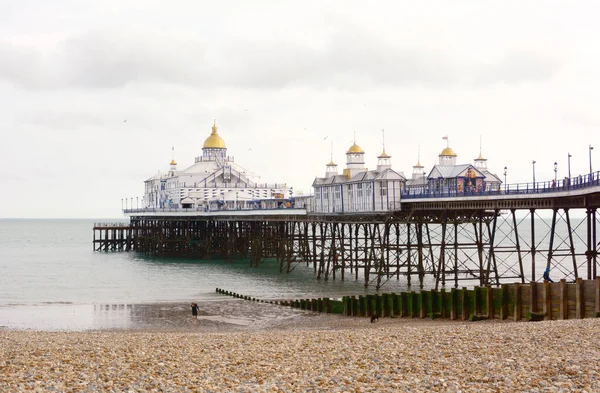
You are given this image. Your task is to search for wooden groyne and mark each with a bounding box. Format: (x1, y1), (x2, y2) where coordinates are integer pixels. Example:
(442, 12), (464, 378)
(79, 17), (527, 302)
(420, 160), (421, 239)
(217, 278), (600, 322)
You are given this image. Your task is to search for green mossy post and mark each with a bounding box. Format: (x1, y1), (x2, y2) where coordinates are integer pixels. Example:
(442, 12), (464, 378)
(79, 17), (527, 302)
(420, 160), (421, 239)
(450, 288), (458, 320)
(412, 291), (419, 318)
(382, 293), (389, 317)
(440, 289), (447, 318)
(400, 292), (408, 318)
(461, 287), (469, 321)
(419, 291), (427, 319)
(387, 293), (395, 317)
(406, 292), (413, 318)
(375, 294), (383, 317)
(359, 295), (366, 317)
(486, 287), (494, 319)
(324, 298), (331, 313)
(473, 286), (481, 316)
(428, 290), (439, 319)
(351, 296), (358, 316)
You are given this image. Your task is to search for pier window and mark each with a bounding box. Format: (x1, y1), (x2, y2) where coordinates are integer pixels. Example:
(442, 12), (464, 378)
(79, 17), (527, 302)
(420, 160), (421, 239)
(380, 181), (387, 196)
(357, 183), (363, 198)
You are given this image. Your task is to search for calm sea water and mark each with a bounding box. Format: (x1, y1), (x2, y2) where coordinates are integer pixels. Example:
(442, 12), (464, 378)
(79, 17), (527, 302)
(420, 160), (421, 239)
(0, 217), (588, 330)
(0, 219), (406, 306)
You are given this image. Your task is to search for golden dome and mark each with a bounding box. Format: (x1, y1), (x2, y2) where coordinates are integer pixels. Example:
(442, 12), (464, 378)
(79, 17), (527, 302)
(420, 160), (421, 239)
(327, 160), (337, 166)
(378, 149), (391, 158)
(170, 159), (177, 165)
(440, 147), (457, 157)
(347, 143), (364, 154)
(475, 153), (486, 160)
(203, 121), (226, 149)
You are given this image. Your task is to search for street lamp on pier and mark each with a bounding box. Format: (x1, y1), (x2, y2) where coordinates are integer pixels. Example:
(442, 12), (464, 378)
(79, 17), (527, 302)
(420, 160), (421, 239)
(590, 145), (594, 173)
(503, 166), (507, 192)
(554, 162), (558, 183)
(568, 153), (572, 180)
(136, 197), (139, 210)
(121, 198), (124, 211)
(532, 160), (536, 188)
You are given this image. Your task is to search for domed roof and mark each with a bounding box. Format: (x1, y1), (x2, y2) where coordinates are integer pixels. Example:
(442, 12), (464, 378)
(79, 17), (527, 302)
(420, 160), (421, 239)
(378, 149), (391, 158)
(326, 160), (337, 166)
(347, 143), (364, 154)
(439, 147), (457, 157)
(203, 121), (226, 149)
(170, 159), (177, 165)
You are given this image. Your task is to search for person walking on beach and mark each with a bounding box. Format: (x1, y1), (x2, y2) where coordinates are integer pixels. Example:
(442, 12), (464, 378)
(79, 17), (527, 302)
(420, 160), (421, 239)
(543, 267), (554, 283)
(191, 302), (199, 323)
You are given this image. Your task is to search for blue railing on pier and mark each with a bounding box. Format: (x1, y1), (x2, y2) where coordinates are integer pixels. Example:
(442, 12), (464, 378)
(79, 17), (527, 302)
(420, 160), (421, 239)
(401, 171), (600, 200)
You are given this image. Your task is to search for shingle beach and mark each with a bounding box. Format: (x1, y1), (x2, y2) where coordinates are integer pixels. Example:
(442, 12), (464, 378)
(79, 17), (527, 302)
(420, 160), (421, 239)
(1, 316), (599, 392)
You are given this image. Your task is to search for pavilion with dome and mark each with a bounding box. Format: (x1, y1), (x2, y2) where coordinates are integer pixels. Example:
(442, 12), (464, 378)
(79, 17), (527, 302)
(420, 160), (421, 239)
(425, 141), (502, 195)
(142, 121), (294, 211)
(312, 139), (407, 213)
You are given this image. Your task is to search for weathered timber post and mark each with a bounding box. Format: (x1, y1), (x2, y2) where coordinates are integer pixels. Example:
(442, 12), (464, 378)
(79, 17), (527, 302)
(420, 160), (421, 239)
(375, 294), (383, 317)
(500, 284), (509, 320)
(385, 292), (396, 317)
(486, 287), (494, 319)
(440, 289), (447, 318)
(359, 295), (366, 317)
(514, 283), (522, 321)
(419, 291), (426, 319)
(399, 292), (407, 318)
(560, 279), (568, 320)
(576, 278), (584, 319)
(530, 281), (538, 314)
(450, 288), (457, 320)
(461, 287), (469, 321)
(351, 296), (358, 316)
(543, 281), (552, 320)
(596, 277), (600, 317)
(429, 290), (437, 319)
(473, 286), (481, 316)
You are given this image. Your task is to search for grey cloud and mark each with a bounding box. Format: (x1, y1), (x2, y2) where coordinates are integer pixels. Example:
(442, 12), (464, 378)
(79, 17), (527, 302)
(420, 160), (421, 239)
(0, 25), (562, 90)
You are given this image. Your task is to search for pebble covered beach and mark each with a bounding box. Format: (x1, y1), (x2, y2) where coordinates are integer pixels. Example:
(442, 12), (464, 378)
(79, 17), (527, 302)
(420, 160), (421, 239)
(1, 315), (600, 392)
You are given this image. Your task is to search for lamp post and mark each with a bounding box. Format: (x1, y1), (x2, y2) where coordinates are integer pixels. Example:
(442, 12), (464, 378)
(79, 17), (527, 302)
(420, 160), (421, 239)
(590, 145), (594, 173)
(554, 162), (557, 184)
(121, 198), (124, 211)
(568, 153), (572, 180)
(532, 160), (536, 189)
(136, 197), (139, 210)
(503, 166), (507, 192)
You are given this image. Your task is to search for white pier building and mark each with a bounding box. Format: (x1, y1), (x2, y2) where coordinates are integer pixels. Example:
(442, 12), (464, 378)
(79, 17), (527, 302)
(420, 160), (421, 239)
(142, 121), (298, 211)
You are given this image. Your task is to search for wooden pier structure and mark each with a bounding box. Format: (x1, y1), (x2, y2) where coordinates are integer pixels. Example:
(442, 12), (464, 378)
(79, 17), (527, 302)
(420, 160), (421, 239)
(93, 181), (600, 289)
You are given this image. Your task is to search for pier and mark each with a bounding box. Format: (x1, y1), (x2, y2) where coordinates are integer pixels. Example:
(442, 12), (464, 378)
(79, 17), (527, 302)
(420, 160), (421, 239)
(93, 173), (600, 289)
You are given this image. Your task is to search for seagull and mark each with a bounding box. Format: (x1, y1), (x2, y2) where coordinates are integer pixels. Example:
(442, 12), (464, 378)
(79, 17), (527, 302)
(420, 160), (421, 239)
(124, 120), (127, 122)
(249, 148), (253, 151)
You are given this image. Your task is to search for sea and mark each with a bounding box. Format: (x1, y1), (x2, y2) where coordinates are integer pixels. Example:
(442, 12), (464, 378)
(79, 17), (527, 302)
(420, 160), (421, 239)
(0, 216), (589, 331)
(0, 219), (411, 331)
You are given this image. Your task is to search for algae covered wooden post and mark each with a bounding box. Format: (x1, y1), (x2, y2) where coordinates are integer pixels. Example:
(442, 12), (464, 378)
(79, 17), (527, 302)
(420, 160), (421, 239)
(487, 286), (494, 319)
(500, 284), (509, 320)
(450, 288), (457, 320)
(461, 287), (469, 321)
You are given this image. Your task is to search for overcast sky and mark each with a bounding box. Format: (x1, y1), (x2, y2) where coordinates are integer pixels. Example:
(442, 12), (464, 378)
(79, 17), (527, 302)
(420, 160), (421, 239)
(1, 0), (598, 218)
